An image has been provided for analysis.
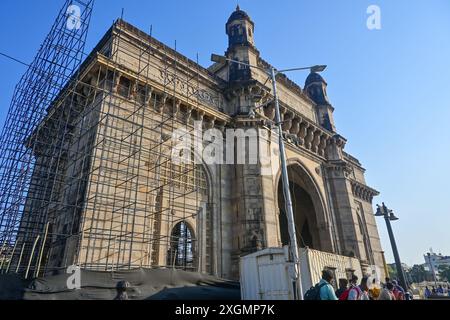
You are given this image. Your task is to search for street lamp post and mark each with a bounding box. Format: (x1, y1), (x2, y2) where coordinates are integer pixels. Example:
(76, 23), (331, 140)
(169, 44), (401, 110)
(211, 54), (326, 300)
(375, 202), (408, 290)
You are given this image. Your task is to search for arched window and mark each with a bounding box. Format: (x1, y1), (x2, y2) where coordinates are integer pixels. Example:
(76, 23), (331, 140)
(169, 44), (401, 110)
(167, 221), (195, 270)
(357, 212), (372, 263)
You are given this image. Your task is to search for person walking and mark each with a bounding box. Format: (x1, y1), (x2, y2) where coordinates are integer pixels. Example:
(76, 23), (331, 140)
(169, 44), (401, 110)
(392, 280), (405, 300)
(319, 270), (339, 300)
(437, 285), (444, 296)
(369, 278), (381, 300)
(378, 282), (395, 300)
(424, 286), (431, 299)
(339, 275), (362, 300)
(359, 276), (370, 300)
(335, 278), (348, 299)
(304, 269), (338, 300)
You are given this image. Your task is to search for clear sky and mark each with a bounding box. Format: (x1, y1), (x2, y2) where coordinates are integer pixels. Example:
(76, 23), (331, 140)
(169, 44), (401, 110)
(0, 0), (449, 266)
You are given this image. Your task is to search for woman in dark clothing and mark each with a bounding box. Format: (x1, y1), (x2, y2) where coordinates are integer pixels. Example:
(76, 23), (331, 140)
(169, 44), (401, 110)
(335, 278), (349, 299)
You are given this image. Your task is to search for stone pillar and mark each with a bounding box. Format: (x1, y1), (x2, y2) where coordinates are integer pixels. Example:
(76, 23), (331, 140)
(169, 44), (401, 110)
(229, 124), (278, 279)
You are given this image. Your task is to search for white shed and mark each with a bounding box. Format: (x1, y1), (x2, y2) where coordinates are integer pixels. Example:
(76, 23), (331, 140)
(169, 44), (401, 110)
(240, 247), (365, 300)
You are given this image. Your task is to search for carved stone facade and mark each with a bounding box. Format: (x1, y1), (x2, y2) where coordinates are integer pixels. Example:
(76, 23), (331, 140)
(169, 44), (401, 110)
(19, 7), (385, 281)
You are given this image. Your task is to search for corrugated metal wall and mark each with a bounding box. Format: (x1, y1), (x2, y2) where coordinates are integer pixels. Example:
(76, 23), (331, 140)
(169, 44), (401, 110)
(300, 248), (363, 291)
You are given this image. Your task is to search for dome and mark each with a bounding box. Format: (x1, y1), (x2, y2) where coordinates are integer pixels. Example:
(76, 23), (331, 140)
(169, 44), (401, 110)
(305, 72), (327, 88)
(227, 5), (253, 26)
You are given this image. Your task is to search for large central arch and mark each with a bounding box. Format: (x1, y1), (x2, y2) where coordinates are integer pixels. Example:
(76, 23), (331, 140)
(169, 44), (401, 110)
(276, 160), (334, 252)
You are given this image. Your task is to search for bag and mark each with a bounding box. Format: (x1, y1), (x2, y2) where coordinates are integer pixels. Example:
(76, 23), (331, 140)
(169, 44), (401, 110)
(339, 286), (361, 300)
(339, 288), (351, 300)
(304, 282), (327, 300)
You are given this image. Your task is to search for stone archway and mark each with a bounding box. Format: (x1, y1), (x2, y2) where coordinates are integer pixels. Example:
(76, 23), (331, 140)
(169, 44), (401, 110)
(153, 159), (214, 274)
(276, 161), (334, 252)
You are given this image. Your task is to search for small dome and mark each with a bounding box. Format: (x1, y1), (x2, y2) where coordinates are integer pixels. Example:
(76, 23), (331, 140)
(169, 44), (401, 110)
(304, 72), (330, 106)
(305, 72), (327, 88)
(227, 5), (253, 26)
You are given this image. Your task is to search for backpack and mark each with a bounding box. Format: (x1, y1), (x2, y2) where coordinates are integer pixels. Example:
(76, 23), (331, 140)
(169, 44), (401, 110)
(339, 286), (361, 300)
(304, 282), (327, 300)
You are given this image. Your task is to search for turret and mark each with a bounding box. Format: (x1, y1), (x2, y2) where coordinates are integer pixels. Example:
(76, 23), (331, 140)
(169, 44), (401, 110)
(305, 72), (336, 132)
(225, 6), (259, 82)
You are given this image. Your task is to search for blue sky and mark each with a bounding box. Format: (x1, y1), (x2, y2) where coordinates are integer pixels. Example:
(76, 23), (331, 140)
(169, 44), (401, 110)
(0, 0), (449, 266)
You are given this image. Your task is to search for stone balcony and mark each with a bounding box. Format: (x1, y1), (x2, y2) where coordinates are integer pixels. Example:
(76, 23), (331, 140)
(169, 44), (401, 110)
(260, 102), (340, 159)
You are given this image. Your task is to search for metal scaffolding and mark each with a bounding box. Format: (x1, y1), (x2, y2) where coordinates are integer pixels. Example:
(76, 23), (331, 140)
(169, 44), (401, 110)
(0, 1), (214, 278)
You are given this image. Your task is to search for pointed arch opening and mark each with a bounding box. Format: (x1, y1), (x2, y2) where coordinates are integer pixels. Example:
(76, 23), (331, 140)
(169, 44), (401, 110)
(167, 221), (196, 270)
(277, 161), (334, 252)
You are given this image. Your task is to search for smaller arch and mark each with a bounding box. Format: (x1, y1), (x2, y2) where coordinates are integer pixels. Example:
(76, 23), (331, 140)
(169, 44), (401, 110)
(167, 221), (196, 270)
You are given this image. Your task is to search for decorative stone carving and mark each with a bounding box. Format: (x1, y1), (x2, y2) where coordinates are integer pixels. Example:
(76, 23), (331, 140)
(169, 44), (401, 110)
(350, 180), (380, 203)
(158, 69), (221, 109)
(298, 122), (308, 146)
(205, 116), (216, 129)
(315, 166), (322, 176)
(112, 71), (123, 93)
(185, 107), (192, 124)
(281, 112), (293, 132)
(246, 177), (261, 195)
(311, 130), (321, 153)
(144, 87), (153, 106)
(304, 127), (315, 150)
(318, 135), (328, 157)
(173, 99), (181, 116)
(290, 118), (300, 136)
(264, 104), (275, 121)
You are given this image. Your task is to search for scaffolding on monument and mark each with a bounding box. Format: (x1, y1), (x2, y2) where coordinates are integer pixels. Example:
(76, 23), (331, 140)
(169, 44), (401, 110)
(0, 1), (213, 278)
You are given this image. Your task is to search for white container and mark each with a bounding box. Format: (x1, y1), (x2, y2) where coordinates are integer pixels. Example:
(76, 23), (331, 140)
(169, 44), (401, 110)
(240, 247), (295, 300)
(240, 247), (364, 300)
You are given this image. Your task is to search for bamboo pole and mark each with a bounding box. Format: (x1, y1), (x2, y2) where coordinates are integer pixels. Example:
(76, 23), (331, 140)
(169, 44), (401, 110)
(35, 222), (50, 278)
(0, 240), (6, 273)
(5, 241), (18, 273)
(15, 242), (26, 273)
(25, 235), (40, 279)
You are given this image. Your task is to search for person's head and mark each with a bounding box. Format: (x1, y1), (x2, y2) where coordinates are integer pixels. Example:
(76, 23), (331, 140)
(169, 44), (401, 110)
(425, 286), (429, 290)
(439, 285), (443, 288)
(322, 269), (334, 283)
(392, 280), (398, 286)
(360, 276), (369, 291)
(385, 277), (390, 283)
(350, 274), (359, 285)
(386, 282), (394, 291)
(372, 278), (376, 285)
(338, 278), (348, 289)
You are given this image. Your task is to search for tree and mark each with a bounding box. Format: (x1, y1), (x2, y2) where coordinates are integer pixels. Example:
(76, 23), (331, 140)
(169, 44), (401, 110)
(408, 264), (429, 283)
(438, 265), (450, 282)
(387, 264), (398, 280)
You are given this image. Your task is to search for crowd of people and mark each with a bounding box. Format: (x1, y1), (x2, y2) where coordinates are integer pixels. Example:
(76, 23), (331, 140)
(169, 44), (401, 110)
(424, 284), (450, 299)
(305, 269), (412, 300)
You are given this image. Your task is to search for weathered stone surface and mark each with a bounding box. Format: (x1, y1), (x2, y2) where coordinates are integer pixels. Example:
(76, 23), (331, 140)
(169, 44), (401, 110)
(17, 7), (385, 282)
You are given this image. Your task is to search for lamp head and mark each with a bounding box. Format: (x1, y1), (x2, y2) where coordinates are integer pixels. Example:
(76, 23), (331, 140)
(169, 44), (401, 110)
(211, 54), (227, 64)
(375, 204), (385, 217)
(389, 210), (399, 221)
(311, 65), (327, 73)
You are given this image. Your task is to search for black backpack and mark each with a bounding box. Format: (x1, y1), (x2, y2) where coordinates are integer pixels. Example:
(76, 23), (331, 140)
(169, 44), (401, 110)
(304, 282), (327, 300)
